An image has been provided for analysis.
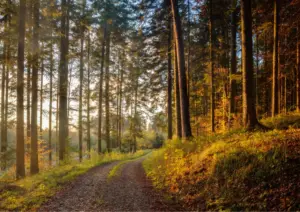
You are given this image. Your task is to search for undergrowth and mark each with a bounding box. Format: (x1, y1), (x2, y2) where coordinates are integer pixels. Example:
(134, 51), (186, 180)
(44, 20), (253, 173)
(0, 150), (147, 211)
(144, 129), (300, 210)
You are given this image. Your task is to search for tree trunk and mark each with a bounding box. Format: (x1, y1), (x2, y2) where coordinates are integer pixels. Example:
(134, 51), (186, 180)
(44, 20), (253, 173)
(105, 27), (111, 152)
(98, 24), (107, 153)
(49, 33), (54, 165)
(167, 3), (173, 140)
(78, 12), (85, 162)
(59, 0), (69, 161)
(229, 0), (237, 119)
(40, 59), (44, 136)
(87, 32), (91, 157)
(16, 0), (26, 179)
(209, 0), (215, 133)
(1, 42), (6, 170)
(30, 0), (39, 175)
(174, 42), (182, 138)
(240, 0), (260, 130)
(170, 0), (192, 138)
(272, 0), (279, 117)
(297, 24), (300, 112)
(118, 51), (124, 151)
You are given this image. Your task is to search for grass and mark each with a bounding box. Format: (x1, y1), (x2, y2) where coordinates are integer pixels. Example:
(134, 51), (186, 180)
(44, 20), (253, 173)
(261, 112), (300, 129)
(0, 150), (148, 211)
(144, 128), (300, 211)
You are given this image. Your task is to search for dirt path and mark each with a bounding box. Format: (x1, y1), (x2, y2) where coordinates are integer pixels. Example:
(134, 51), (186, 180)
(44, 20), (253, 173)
(39, 155), (182, 211)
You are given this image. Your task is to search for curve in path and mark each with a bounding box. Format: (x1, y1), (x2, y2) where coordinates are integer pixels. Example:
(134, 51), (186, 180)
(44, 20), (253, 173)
(40, 155), (182, 211)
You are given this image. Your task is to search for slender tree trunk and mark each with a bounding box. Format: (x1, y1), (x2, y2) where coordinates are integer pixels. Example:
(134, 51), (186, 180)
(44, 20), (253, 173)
(174, 42), (182, 138)
(30, 0), (39, 175)
(1, 43), (6, 170)
(49, 35), (54, 165)
(27, 0), (32, 149)
(229, 0), (237, 120)
(59, 0), (69, 161)
(272, 0), (279, 117)
(78, 15), (85, 163)
(16, 0), (26, 179)
(209, 0), (215, 133)
(40, 59), (44, 136)
(105, 27), (111, 152)
(241, 0), (260, 130)
(118, 51), (124, 151)
(87, 32), (91, 157)
(4, 45), (9, 170)
(167, 4), (173, 140)
(170, 0), (192, 138)
(297, 24), (300, 112)
(256, 34), (259, 115)
(133, 75), (138, 153)
(98, 24), (107, 153)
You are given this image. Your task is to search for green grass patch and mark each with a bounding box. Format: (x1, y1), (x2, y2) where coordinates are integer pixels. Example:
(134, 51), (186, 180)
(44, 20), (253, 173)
(0, 150), (148, 211)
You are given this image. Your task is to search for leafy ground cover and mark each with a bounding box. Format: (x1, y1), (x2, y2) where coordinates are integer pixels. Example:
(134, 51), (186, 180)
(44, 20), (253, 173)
(0, 150), (147, 211)
(144, 126), (300, 210)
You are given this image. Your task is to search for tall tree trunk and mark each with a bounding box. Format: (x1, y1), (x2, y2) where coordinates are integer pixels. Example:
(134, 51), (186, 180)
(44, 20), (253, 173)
(40, 59), (44, 136)
(59, 0), (69, 161)
(272, 0), (279, 117)
(49, 34), (54, 165)
(1, 42), (6, 170)
(209, 0), (215, 133)
(78, 11), (85, 163)
(174, 42), (182, 138)
(297, 24), (300, 112)
(255, 34), (259, 115)
(170, 0), (192, 138)
(167, 3), (173, 140)
(30, 0), (39, 175)
(240, 0), (260, 129)
(229, 0), (237, 119)
(98, 24), (107, 153)
(16, 0), (26, 179)
(133, 74), (138, 153)
(105, 27), (111, 152)
(118, 51), (124, 151)
(87, 32), (91, 157)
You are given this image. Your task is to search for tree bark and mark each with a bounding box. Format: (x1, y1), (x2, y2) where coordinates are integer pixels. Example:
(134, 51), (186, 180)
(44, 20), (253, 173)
(78, 8), (85, 162)
(174, 42), (182, 138)
(98, 24), (107, 153)
(87, 32), (91, 157)
(297, 24), (300, 112)
(16, 0), (26, 179)
(49, 39), (53, 165)
(59, 0), (69, 161)
(170, 0), (192, 138)
(167, 2), (173, 140)
(272, 0), (279, 117)
(209, 0), (215, 133)
(229, 0), (237, 127)
(30, 0), (39, 175)
(105, 26), (111, 152)
(240, 0), (260, 130)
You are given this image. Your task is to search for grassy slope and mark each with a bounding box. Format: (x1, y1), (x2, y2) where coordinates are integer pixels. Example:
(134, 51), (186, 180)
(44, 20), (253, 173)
(144, 115), (300, 211)
(0, 150), (147, 211)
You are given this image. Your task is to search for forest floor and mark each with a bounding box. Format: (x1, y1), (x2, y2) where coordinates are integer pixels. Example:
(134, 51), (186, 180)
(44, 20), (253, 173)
(39, 155), (182, 211)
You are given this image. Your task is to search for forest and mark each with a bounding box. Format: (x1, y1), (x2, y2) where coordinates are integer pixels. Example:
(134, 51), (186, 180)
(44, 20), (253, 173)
(0, 0), (300, 211)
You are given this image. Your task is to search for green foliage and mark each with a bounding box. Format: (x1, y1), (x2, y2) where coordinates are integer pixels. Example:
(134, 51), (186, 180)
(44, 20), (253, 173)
(0, 150), (148, 211)
(144, 129), (300, 211)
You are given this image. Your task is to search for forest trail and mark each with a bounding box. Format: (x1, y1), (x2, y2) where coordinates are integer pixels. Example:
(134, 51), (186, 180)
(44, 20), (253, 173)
(39, 155), (181, 211)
